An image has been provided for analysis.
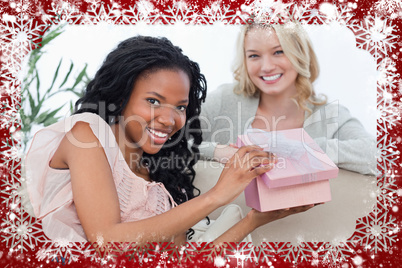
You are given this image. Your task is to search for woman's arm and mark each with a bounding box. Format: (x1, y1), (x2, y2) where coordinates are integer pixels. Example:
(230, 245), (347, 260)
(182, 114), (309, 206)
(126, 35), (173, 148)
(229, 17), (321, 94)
(204, 144), (238, 163)
(212, 205), (317, 244)
(306, 103), (376, 175)
(57, 122), (275, 244)
(313, 136), (376, 175)
(199, 84), (240, 161)
(199, 92), (222, 160)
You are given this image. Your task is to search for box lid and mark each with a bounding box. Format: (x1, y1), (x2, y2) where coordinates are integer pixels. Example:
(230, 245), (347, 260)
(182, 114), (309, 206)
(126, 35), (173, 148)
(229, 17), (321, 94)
(237, 128), (339, 188)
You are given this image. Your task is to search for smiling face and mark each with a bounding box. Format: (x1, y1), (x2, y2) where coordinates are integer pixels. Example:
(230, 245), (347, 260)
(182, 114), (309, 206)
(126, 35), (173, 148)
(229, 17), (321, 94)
(244, 27), (299, 98)
(120, 69), (190, 155)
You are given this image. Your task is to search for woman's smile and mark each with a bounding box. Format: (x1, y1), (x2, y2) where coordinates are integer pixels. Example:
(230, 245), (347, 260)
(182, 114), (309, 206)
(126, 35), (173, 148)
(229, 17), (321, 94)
(146, 126), (172, 145)
(245, 27), (298, 97)
(261, 73), (283, 83)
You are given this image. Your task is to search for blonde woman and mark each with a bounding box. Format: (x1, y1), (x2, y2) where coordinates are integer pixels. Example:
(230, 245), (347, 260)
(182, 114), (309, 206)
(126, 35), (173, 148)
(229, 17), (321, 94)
(200, 22), (376, 175)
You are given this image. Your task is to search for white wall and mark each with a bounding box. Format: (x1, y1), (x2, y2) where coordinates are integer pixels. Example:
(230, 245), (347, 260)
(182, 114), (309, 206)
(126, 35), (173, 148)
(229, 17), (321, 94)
(27, 23), (377, 136)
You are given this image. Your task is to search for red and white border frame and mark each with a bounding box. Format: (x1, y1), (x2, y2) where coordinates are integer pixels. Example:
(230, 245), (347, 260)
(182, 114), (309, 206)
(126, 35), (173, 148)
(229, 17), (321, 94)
(0, 0), (401, 267)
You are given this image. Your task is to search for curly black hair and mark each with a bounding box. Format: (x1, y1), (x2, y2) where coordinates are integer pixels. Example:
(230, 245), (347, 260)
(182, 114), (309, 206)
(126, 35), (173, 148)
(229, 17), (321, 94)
(74, 36), (207, 205)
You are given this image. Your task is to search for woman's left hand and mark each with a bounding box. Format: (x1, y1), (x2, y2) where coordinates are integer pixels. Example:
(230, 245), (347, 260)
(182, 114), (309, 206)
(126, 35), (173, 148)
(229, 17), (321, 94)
(212, 204), (321, 244)
(213, 144), (239, 163)
(247, 204), (321, 230)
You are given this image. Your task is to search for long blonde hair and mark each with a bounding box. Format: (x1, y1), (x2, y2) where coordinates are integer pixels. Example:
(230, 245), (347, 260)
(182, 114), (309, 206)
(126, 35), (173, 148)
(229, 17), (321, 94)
(233, 22), (326, 113)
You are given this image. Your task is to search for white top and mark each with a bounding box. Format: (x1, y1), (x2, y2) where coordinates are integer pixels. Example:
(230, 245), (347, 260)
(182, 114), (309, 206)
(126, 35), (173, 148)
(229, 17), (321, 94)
(199, 83), (376, 175)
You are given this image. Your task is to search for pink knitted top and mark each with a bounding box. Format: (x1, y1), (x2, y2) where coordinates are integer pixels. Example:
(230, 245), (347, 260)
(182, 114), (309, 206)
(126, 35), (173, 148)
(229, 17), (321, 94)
(25, 113), (175, 242)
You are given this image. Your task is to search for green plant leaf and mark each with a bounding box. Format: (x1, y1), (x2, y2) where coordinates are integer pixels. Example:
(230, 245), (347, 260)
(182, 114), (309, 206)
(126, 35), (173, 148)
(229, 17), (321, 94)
(43, 116), (60, 127)
(64, 87), (85, 98)
(21, 75), (36, 97)
(71, 64), (88, 89)
(20, 23), (73, 153)
(45, 106), (65, 120)
(25, 52), (42, 79)
(59, 61), (74, 88)
(39, 25), (65, 48)
(45, 58), (63, 97)
(69, 100), (75, 115)
(33, 109), (50, 124)
(26, 89), (37, 117)
(34, 105), (64, 125)
(35, 69), (41, 101)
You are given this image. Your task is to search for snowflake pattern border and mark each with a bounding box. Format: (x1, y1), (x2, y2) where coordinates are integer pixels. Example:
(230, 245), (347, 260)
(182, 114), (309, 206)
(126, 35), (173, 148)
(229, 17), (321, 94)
(0, 0), (400, 266)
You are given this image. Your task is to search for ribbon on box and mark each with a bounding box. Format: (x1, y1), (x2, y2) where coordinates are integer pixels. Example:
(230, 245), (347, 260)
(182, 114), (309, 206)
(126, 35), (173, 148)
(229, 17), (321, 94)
(244, 129), (325, 180)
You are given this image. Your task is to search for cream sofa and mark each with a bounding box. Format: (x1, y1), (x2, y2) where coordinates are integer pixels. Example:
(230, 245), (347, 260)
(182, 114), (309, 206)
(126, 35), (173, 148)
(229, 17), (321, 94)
(193, 160), (378, 245)
(19, 160), (377, 245)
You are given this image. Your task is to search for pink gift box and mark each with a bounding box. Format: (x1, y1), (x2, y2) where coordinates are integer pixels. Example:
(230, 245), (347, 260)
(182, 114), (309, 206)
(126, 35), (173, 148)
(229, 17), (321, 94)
(236, 128), (338, 211)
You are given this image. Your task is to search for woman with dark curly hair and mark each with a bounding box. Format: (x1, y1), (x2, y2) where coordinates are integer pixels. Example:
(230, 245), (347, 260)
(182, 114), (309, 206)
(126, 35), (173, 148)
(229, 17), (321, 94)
(25, 35), (311, 245)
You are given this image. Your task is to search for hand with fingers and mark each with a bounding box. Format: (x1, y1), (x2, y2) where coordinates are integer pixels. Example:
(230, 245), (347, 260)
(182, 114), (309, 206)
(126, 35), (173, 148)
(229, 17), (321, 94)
(247, 203), (322, 231)
(207, 145), (277, 207)
(206, 146), (322, 244)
